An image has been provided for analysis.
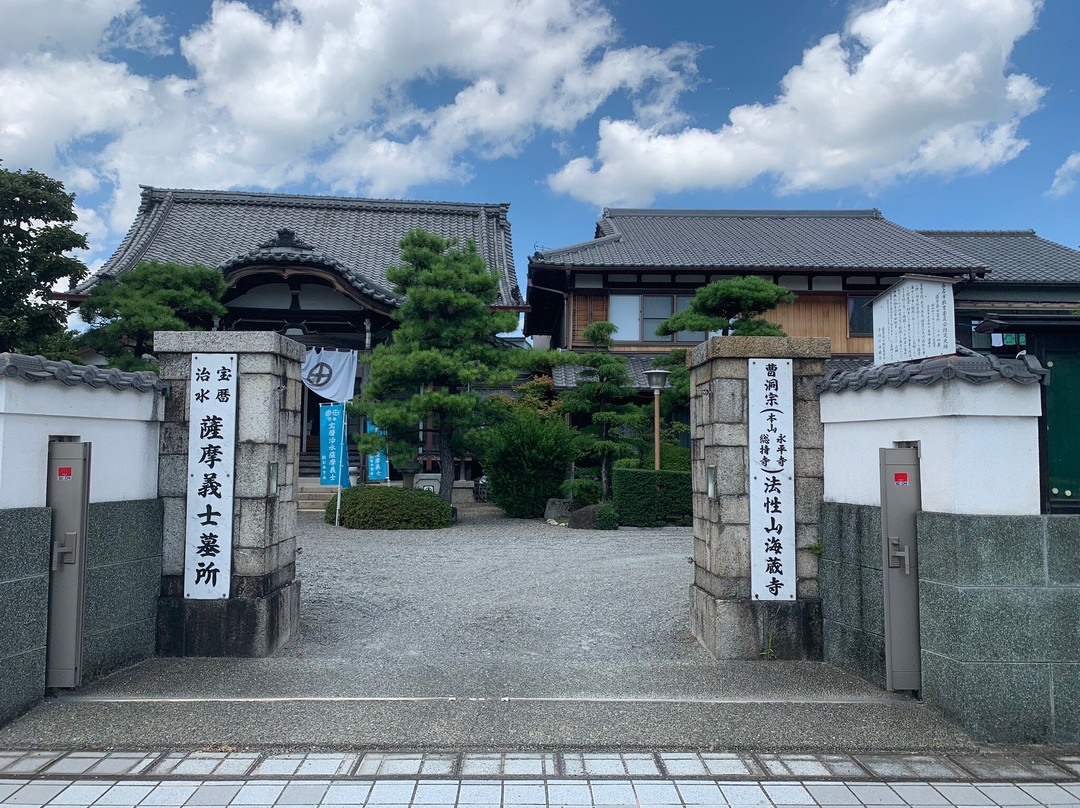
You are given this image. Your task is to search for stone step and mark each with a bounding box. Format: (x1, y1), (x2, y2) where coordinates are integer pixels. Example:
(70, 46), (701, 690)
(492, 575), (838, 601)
(3, 692), (971, 751)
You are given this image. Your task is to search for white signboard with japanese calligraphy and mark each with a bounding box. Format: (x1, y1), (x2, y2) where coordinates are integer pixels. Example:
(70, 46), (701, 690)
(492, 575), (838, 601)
(748, 359), (796, 601)
(873, 276), (956, 365)
(184, 354), (237, 599)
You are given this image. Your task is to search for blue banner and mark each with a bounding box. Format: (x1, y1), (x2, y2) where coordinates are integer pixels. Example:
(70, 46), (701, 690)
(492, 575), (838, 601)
(319, 404), (351, 487)
(367, 418), (389, 481)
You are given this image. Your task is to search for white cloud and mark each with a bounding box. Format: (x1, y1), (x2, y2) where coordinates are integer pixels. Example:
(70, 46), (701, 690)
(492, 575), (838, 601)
(1047, 152), (1080, 198)
(104, 7), (172, 56)
(0, 0), (697, 253)
(549, 0), (1045, 206)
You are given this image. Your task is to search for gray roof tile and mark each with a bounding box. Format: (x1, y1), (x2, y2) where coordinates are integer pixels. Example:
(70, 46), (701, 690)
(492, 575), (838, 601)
(817, 353), (1049, 394)
(81, 187), (523, 307)
(533, 209), (984, 273)
(1, 352), (167, 393)
(918, 230), (1080, 284)
(552, 352), (673, 390)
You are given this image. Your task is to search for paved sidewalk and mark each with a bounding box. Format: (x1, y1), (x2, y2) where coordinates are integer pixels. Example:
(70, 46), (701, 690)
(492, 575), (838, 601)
(1, 749), (1079, 807)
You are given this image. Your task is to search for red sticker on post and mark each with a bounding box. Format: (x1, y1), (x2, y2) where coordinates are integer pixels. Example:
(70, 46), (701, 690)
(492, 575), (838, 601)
(894, 472), (909, 486)
(57, 467), (72, 480)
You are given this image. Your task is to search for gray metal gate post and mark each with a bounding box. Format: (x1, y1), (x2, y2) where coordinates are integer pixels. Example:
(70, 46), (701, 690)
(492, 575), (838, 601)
(880, 446), (922, 692)
(45, 441), (91, 688)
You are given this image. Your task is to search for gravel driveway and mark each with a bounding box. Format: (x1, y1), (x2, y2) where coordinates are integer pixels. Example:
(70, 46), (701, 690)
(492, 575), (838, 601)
(282, 498), (703, 691)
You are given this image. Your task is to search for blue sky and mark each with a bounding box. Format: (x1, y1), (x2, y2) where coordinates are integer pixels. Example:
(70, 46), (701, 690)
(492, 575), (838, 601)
(1, 0), (1077, 295)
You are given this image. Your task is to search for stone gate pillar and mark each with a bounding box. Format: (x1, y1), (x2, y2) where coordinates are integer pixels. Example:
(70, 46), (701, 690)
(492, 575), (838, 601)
(155, 331), (302, 656)
(688, 336), (830, 660)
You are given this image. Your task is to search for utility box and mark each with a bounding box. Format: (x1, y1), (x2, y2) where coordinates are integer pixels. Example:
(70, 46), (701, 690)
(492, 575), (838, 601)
(45, 441), (91, 689)
(880, 446), (922, 692)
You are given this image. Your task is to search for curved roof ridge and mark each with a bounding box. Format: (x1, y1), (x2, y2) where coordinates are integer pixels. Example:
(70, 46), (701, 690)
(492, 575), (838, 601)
(140, 185), (511, 214)
(533, 232), (623, 261)
(918, 229), (1037, 237)
(816, 353), (1049, 395)
(603, 208), (883, 219)
(219, 245), (400, 305)
(81, 190), (175, 289)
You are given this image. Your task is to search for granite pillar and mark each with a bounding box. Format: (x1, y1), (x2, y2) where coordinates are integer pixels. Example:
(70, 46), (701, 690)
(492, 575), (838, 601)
(688, 336), (830, 660)
(154, 331), (302, 656)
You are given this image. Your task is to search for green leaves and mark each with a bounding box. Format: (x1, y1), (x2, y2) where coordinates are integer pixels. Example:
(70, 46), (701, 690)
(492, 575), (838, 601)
(78, 260), (227, 368)
(559, 320), (645, 501)
(354, 229), (521, 499)
(0, 165), (88, 353)
(655, 276), (795, 336)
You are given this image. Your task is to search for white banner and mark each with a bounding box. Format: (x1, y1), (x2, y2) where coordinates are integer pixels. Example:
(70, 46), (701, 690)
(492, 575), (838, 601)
(184, 353), (237, 600)
(748, 358), (796, 602)
(301, 348), (358, 403)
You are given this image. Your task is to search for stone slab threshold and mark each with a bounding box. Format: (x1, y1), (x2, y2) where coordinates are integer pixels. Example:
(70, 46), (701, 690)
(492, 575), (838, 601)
(1, 748), (1078, 782)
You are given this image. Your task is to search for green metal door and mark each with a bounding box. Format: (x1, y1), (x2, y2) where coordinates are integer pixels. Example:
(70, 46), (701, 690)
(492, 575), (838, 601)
(1046, 350), (1080, 508)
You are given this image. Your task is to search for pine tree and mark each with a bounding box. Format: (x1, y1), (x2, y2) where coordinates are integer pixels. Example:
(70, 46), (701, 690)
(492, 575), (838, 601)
(79, 261), (227, 370)
(354, 229), (519, 502)
(656, 276), (795, 337)
(559, 321), (644, 501)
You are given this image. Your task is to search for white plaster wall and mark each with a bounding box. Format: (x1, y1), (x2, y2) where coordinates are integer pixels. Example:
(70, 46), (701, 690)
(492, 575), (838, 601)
(0, 379), (163, 509)
(820, 381), (1042, 515)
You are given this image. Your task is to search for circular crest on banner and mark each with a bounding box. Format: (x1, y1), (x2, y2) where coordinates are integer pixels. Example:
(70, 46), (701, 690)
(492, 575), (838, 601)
(307, 362), (334, 388)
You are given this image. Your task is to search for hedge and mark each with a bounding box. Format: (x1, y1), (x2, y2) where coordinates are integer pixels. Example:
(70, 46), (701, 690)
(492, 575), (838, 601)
(325, 485), (453, 529)
(646, 442), (692, 472)
(612, 467), (692, 527)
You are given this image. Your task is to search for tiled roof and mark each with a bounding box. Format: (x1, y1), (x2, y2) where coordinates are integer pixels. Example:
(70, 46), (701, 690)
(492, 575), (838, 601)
(551, 353), (673, 391)
(918, 230), (1080, 284)
(532, 209), (984, 273)
(0, 352), (167, 393)
(80, 187), (524, 308)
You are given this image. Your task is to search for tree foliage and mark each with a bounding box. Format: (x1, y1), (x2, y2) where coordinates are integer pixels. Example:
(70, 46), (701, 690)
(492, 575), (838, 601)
(0, 165), (88, 353)
(79, 261), (227, 371)
(353, 229), (519, 502)
(559, 321), (645, 502)
(656, 276), (795, 337)
(479, 405), (579, 518)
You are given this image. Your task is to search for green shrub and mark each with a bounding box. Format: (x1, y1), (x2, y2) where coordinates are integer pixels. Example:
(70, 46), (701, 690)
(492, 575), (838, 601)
(645, 442), (692, 472)
(563, 466), (600, 506)
(613, 457), (641, 469)
(594, 501), (619, 530)
(481, 408), (578, 518)
(612, 467), (693, 527)
(326, 485), (453, 529)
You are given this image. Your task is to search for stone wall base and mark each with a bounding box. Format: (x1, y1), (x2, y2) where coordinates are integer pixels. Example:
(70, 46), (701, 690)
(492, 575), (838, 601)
(157, 580), (299, 657)
(690, 585), (823, 660)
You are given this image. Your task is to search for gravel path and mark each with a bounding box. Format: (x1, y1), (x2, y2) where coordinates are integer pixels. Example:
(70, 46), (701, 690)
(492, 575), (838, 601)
(283, 498), (701, 670)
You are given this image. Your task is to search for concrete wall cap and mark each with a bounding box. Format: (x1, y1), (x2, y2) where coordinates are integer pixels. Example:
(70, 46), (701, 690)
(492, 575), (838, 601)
(688, 336), (832, 368)
(153, 331), (306, 361)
